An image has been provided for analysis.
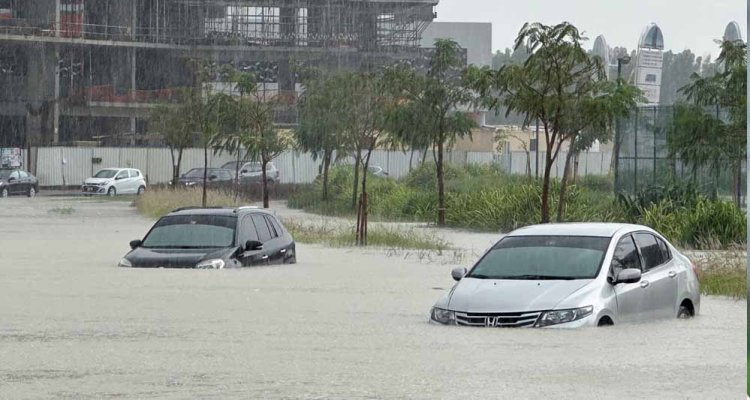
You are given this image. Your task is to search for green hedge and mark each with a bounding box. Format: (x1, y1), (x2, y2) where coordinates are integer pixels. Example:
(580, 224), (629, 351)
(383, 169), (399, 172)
(288, 163), (746, 249)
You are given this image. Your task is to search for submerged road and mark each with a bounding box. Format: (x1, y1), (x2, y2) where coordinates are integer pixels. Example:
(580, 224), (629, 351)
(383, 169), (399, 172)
(0, 197), (745, 399)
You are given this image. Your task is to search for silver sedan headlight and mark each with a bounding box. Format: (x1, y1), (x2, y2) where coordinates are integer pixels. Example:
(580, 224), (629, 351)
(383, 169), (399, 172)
(536, 305), (593, 327)
(118, 258), (132, 267)
(430, 307), (456, 325)
(196, 259), (225, 269)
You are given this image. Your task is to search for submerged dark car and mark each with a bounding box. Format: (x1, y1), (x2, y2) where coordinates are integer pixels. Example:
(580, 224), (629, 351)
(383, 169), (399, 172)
(0, 168), (39, 198)
(118, 207), (296, 269)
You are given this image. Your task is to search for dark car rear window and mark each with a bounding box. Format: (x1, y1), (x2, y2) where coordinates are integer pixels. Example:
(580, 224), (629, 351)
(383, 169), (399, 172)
(141, 215), (237, 249)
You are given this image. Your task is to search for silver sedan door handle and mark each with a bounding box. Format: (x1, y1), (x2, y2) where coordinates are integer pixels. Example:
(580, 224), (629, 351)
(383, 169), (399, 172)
(668, 271), (677, 278)
(640, 280), (650, 289)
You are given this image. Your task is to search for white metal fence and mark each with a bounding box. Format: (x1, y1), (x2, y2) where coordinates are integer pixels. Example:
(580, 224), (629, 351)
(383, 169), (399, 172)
(28, 147), (613, 187)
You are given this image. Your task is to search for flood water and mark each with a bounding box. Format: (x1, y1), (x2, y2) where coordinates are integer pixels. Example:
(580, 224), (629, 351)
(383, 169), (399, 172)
(0, 197), (745, 399)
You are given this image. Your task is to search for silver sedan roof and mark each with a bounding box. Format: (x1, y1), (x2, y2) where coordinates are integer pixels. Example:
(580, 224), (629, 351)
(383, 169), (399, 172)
(509, 223), (650, 238)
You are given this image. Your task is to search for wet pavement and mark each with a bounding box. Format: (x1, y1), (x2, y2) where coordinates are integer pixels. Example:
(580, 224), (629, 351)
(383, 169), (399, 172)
(0, 197), (745, 399)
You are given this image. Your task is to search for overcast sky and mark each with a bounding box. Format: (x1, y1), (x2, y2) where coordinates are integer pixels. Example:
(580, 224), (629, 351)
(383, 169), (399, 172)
(435, 0), (746, 58)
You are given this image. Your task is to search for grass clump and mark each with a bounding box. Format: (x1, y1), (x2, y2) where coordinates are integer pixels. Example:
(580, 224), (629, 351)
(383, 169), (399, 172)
(282, 219), (450, 251)
(695, 255), (747, 299)
(134, 187), (244, 219)
(48, 206), (75, 215)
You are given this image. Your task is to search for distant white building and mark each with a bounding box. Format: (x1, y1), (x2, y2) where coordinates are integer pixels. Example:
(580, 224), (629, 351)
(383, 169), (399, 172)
(420, 22), (493, 67)
(634, 23), (665, 105)
(592, 35), (611, 80)
(724, 21), (743, 42)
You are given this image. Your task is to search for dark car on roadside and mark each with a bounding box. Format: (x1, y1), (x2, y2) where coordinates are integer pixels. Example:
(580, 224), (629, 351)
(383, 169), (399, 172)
(118, 206), (296, 269)
(0, 168), (39, 198)
(176, 168), (235, 189)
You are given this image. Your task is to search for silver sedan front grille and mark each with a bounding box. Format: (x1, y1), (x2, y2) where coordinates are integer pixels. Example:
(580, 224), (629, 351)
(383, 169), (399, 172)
(455, 311), (542, 328)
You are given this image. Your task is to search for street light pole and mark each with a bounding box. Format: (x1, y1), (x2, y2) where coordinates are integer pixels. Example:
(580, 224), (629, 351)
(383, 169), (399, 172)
(614, 55), (631, 194)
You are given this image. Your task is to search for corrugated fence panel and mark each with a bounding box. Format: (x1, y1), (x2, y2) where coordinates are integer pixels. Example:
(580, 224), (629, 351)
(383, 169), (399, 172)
(36, 147), (62, 186)
(146, 148), (173, 184)
(387, 151), (413, 179)
(467, 152), (494, 165)
(273, 151), (297, 184)
(30, 147), (615, 186)
(92, 148), (122, 172)
(61, 147), (92, 186)
(293, 152), (319, 184)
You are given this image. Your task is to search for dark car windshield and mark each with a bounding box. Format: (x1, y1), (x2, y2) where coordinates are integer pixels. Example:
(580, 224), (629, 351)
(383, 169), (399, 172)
(141, 215), (237, 249)
(467, 236), (611, 280)
(94, 169), (118, 178)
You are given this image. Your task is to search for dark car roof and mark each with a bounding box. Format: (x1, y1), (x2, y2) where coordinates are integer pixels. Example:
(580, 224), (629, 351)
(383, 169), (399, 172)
(165, 206), (276, 218)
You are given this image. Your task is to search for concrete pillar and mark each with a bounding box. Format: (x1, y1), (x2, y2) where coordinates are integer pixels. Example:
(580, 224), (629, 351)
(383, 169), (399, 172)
(24, 44), (57, 145)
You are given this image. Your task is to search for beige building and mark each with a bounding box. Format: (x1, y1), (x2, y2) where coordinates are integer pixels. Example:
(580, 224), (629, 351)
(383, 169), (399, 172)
(453, 125), (613, 154)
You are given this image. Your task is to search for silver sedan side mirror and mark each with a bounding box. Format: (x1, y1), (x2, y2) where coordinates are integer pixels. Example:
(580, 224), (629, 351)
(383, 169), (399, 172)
(615, 268), (642, 284)
(451, 267), (467, 281)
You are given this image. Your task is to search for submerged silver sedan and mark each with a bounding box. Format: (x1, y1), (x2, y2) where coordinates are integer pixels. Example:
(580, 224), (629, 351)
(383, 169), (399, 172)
(430, 223), (700, 328)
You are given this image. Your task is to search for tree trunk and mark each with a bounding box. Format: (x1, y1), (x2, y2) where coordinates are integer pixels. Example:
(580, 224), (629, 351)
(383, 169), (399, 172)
(437, 140), (446, 226)
(357, 150), (373, 245)
(234, 146), (242, 201)
(351, 149), (362, 210)
(175, 148), (183, 189)
(409, 149), (415, 172)
(261, 159), (269, 208)
(541, 151), (554, 223)
(169, 145), (177, 188)
(202, 144), (208, 207)
(322, 151), (331, 200)
(573, 153), (579, 184)
(421, 145), (428, 166)
(557, 148), (577, 222)
(735, 160), (742, 208)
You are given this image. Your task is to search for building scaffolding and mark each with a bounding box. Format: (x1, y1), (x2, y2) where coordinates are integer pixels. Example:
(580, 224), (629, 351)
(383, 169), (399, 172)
(0, 0), (438, 146)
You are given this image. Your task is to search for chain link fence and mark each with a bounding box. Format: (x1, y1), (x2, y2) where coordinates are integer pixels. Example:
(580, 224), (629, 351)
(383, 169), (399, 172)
(615, 105), (746, 207)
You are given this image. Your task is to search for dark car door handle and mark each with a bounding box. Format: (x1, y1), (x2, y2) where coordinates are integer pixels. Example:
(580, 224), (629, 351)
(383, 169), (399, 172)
(280, 249), (286, 254)
(640, 280), (650, 289)
(668, 271), (677, 278)
(261, 255), (269, 260)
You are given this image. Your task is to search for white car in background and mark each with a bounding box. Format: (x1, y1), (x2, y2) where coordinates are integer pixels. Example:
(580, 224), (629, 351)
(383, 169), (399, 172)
(82, 168), (147, 196)
(221, 161), (280, 183)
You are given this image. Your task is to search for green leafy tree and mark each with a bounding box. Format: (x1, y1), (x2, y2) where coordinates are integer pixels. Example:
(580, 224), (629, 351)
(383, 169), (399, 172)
(296, 72), (349, 200)
(386, 39), (477, 226)
(241, 94), (290, 209)
(467, 22), (642, 223)
(186, 59), (237, 207)
(669, 40), (747, 205)
(212, 71), (258, 200)
(149, 98), (193, 188)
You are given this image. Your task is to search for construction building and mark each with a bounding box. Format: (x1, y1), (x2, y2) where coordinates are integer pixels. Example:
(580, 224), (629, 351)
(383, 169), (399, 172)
(0, 0), (439, 147)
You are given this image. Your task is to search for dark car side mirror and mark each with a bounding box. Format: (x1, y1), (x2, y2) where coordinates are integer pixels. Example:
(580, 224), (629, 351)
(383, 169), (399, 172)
(614, 268), (642, 284)
(129, 239), (142, 250)
(451, 267), (467, 281)
(209, 175), (218, 180)
(7, 177), (15, 182)
(245, 240), (263, 251)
